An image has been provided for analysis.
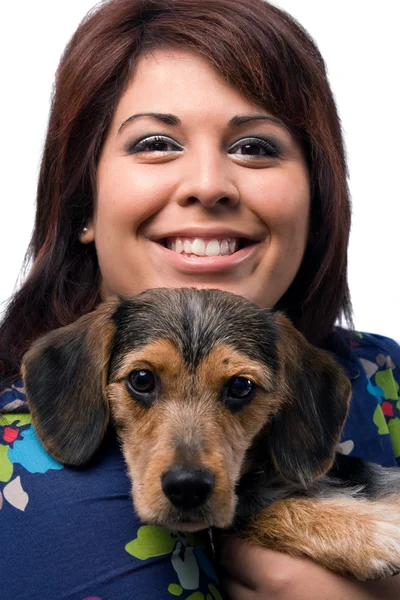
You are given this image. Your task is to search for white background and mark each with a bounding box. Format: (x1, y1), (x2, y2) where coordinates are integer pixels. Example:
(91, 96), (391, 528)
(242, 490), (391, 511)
(0, 1), (399, 337)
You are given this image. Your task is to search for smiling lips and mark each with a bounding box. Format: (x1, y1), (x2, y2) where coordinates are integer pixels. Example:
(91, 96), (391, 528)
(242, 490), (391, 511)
(151, 230), (263, 273)
(166, 237), (239, 257)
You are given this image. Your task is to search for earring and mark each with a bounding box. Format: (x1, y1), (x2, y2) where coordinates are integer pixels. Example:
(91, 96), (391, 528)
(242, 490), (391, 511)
(82, 226), (88, 234)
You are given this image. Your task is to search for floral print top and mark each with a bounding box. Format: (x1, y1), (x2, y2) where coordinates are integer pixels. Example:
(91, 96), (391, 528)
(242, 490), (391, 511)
(1, 328), (399, 599)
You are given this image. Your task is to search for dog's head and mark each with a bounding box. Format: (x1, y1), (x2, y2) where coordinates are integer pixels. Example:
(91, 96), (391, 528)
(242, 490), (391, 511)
(22, 288), (351, 531)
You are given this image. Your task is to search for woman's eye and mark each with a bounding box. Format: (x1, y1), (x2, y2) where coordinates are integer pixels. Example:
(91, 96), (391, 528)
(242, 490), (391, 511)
(127, 135), (182, 155)
(229, 137), (281, 159)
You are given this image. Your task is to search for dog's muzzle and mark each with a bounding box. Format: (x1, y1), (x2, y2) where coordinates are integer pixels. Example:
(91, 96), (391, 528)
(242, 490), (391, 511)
(161, 466), (215, 510)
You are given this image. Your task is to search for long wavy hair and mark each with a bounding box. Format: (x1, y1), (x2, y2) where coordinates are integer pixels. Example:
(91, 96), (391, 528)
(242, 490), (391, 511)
(0, 0), (351, 388)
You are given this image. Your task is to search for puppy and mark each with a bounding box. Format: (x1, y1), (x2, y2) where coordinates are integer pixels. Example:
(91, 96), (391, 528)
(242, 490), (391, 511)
(22, 288), (400, 581)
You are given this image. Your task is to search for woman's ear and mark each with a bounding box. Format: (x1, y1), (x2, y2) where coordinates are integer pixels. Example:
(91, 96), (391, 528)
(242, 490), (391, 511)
(21, 298), (119, 465)
(268, 314), (351, 486)
(79, 219), (95, 244)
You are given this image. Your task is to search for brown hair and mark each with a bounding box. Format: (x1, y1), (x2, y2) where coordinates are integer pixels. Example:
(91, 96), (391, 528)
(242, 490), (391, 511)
(0, 0), (351, 387)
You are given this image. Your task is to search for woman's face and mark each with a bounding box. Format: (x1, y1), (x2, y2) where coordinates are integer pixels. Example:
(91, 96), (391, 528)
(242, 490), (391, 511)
(86, 49), (310, 308)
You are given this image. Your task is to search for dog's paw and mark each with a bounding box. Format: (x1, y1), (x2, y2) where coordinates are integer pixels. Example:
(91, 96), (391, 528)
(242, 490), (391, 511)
(359, 516), (400, 580)
(241, 495), (400, 581)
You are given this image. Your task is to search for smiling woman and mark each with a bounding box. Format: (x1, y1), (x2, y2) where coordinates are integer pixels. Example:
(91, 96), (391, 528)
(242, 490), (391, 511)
(0, 0), (352, 382)
(1, 0), (400, 599)
(85, 49), (310, 307)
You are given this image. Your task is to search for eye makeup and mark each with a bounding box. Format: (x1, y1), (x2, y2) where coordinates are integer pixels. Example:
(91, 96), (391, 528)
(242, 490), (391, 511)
(125, 134), (183, 155)
(125, 133), (284, 159)
(228, 136), (283, 159)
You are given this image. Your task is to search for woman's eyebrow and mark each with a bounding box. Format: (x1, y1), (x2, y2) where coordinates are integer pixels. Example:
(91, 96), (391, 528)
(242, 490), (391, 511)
(229, 114), (287, 130)
(117, 113), (288, 135)
(118, 113), (179, 134)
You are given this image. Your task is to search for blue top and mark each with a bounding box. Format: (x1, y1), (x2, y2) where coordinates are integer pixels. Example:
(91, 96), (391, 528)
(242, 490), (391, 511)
(1, 328), (400, 600)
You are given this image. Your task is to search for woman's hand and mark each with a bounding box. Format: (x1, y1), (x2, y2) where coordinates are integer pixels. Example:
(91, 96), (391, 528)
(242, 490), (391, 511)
(217, 537), (400, 600)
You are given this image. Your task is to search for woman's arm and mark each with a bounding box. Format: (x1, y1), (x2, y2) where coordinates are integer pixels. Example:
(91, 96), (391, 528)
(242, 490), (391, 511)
(218, 538), (400, 600)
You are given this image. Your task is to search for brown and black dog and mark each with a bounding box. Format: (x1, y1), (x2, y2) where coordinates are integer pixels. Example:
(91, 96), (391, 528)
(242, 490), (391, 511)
(22, 288), (400, 580)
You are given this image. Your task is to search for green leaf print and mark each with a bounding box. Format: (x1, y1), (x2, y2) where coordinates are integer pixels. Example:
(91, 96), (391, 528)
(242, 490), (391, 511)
(388, 418), (400, 457)
(375, 369), (399, 401)
(0, 444), (13, 482)
(373, 405), (390, 435)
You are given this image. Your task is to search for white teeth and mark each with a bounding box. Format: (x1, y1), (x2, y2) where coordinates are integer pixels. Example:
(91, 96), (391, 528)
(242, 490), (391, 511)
(191, 238), (206, 255)
(205, 240), (221, 257)
(166, 237), (240, 256)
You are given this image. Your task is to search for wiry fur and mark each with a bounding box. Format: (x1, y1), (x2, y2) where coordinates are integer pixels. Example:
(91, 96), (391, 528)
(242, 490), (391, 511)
(22, 288), (400, 580)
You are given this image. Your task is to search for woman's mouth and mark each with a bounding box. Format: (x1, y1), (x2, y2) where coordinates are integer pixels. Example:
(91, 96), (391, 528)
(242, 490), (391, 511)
(152, 235), (261, 274)
(164, 237), (251, 257)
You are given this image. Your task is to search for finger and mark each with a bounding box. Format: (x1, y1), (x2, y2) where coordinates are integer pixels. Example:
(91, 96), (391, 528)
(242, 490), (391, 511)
(220, 573), (259, 600)
(217, 537), (317, 590)
(217, 537), (269, 589)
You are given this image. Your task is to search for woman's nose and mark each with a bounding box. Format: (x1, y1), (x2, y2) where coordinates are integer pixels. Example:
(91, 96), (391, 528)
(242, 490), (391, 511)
(173, 153), (240, 209)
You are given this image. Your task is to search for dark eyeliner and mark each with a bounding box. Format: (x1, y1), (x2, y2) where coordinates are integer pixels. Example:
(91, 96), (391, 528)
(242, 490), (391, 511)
(229, 135), (283, 158)
(125, 134), (182, 155)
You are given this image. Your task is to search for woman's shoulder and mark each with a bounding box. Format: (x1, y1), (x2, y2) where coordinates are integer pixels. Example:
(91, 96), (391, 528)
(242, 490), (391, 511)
(343, 329), (400, 360)
(324, 327), (400, 375)
(328, 328), (400, 467)
(335, 328), (400, 384)
(333, 326), (399, 350)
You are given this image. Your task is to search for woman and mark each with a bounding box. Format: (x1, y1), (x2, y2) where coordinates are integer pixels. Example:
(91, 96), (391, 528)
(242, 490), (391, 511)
(1, 0), (399, 598)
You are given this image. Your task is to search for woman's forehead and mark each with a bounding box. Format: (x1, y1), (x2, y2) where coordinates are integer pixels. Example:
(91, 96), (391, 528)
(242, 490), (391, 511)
(110, 49), (280, 132)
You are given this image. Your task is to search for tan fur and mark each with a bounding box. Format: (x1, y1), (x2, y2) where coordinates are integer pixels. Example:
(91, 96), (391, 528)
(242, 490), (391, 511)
(108, 341), (282, 531)
(22, 296), (399, 581)
(240, 495), (400, 580)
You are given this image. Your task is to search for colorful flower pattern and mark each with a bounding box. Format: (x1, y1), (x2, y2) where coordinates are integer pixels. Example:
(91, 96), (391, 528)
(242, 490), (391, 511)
(0, 382), (64, 511)
(125, 525), (222, 599)
(333, 330), (400, 466)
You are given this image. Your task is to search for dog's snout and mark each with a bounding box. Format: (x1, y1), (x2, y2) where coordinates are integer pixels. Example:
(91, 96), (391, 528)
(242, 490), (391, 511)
(161, 466), (215, 510)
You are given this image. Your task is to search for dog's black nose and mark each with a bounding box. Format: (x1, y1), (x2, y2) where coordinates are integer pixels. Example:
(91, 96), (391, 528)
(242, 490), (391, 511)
(161, 466), (215, 510)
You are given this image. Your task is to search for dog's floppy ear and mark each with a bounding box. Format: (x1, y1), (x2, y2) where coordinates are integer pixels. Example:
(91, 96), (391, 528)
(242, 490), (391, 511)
(21, 298), (119, 465)
(269, 313), (351, 486)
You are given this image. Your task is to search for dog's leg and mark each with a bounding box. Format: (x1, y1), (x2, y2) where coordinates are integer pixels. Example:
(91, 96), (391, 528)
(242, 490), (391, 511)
(239, 495), (400, 581)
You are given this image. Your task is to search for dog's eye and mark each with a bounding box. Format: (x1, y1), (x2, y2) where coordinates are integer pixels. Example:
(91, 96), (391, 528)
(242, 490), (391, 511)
(126, 370), (156, 405)
(223, 376), (256, 412)
(129, 370), (155, 392)
(228, 377), (254, 398)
